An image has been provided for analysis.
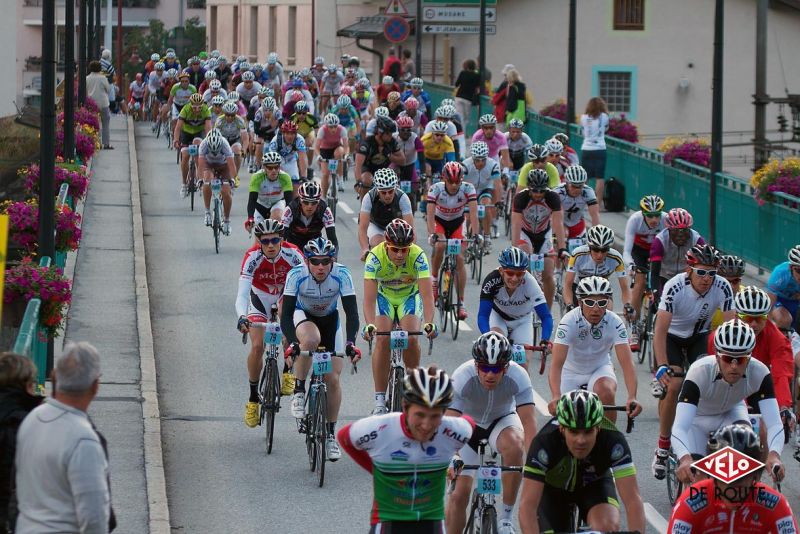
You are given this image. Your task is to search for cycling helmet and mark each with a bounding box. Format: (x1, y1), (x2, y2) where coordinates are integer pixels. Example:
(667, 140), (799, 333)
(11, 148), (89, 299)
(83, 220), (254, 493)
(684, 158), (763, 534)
(263, 97), (276, 110)
(252, 63), (263, 71)
(375, 106), (390, 118)
(384, 218), (415, 246)
(441, 161), (464, 184)
(553, 132), (569, 145)
(556, 390), (604, 430)
(294, 101), (308, 113)
(298, 181), (322, 201)
(472, 332), (512, 366)
(441, 98), (456, 108)
(429, 121), (449, 134)
(227, 91), (240, 102)
(150, 53), (161, 61)
(155, 62), (165, 71)
(564, 165), (588, 185)
(788, 245), (800, 266)
(303, 237), (337, 258)
(713, 319), (757, 356)
(707, 423), (762, 461)
(375, 116), (397, 134)
(267, 52), (279, 64)
(664, 208), (693, 229)
(177, 71), (190, 80)
(314, 56), (325, 65)
(587, 225), (615, 249)
(206, 59), (219, 70)
(209, 79), (222, 91)
(387, 91), (401, 103)
(237, 55), (247, 63)
(686, 244), (720, 267)
(212, 96), (227, 107)
(508, 118), (524, 130)
(498, 246), (529, 270)
(253, 218), (284, 237)
(639, 195), (665, 213)
(323, 113), (340, 126)
(280, 121), (298, 133)
(241, 71), (255, 82)
(718, 255), (745, 277)
(734, 286), (772, 315)
(356, 79), (370, 90)
(440, 105), (457, 119)
(166, 68), (177, 78)
(205, 129), (224, 153)
(327, 64), (337, 72)
(239, 62), (252, 72)
(478, 114), (498, 127)
(189, 56), (200, 65)
(262, 151), (282, 166)
(373, 168), (398, 190)
(382, 75), (394, 85)
(165, 51), (176, 59)
(337, 95), (351, 107)
(527, 144), (550, 161)
(211, 49), (221, 58)
(527, 169), (550, 192)
(403, 366), (453, 409)
(300, 68), (311, 77)
(544, 138), (564, 155)
(471, 141), (489, 159)
(189, 93), (204, 105)
(204, 70), (216, 80)
(396, 115), (414, 129)
(409, 77), (424, 89)
(576, 276), (612, 298)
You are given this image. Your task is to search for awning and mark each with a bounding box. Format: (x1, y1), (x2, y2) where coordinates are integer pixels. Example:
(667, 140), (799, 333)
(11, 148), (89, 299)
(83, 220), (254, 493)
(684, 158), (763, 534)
(337, 15), (416, 39)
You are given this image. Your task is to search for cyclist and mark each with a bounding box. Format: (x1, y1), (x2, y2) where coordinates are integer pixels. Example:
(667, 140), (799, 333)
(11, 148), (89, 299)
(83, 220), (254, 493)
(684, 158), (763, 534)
(290, 101), (318, 168)
(128, 73), (146, 117)
(649, 207), (705, 295)
(146, 62), (166, 124)
(393, 115), (425, 197)
(264, 53), (284, 94)
(767, 245), (800, 332)
(668, 423), (797, 534)
(201, 78), (227, 105)
(505, 118), (533, 173)
(462, 141), (502, 251)
(252, 97), (281, 170)
(165, 71), (197, 129)
(319, 64), (343, 113)
(173, 92), (211, 197)
(478, 247), (553, 365)
(208, 95), (225, 126)
(426, 161), (479, 318)
(245, 152), (293, 230)
(281, 181), (338, 251)
(161, 49), (181, 75)
(420, 121), (456, 177)
(553, 165), (601, 249)
(354, 116), (404, 198)
(268, 120), (307, 195)
(283, 237), (361, 461)
(376, 75), (401, 103)
(338, 366), (472, 534)
(709, 254), (745, 329)
(330, 94), (362, 157)
(397, 96), (428, 136)
(564, 225), (632, 317)
(197, 129), (236, 234)
(446, 332), (538, 534)
(197, 69), (216, 95)
(519, 390), (646, 534)
(358, 168), (414, 260)
(671, 320), (786, 484)
(516, 144), (561, 190)
(236, 220), (305, 425)
(400, 77), (433, 118)
(549, 276), (641, 424)
(471, 114), (513, 171)
(544, 138), (569, 179)
(651, 244), (734, 480)
(214, 101), (245, 168)
(510, 168), (566, 308)
(314, 113), (349, 199)
(552, 132), (579, 166)
(382, 91), (405, 120)
(185, 56), (206, 88)
(623, 194), (666, 349)
(362, 219), (438, 415)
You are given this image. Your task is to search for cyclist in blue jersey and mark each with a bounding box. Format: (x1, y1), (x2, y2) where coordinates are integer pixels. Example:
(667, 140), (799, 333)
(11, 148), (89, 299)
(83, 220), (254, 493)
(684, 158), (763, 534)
(767, 245), (800, 332)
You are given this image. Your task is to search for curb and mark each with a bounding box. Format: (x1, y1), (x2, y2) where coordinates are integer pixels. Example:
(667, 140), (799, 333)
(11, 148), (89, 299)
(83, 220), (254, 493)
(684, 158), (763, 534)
(127, 116), (171, 533)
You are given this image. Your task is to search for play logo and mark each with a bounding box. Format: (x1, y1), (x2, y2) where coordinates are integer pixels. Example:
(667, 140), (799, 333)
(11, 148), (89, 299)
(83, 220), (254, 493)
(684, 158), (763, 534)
(691, 446), (764, 484)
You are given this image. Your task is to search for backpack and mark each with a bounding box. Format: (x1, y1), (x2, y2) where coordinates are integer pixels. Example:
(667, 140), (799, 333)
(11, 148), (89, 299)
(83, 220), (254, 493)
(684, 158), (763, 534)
(603, 177), (625, 212)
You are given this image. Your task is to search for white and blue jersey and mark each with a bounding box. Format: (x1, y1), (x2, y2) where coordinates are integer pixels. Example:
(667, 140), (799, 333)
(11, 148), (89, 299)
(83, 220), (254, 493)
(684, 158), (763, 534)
(284, 262), (355, 316)
(767, 261), (800, 319)
(268, 133), (306, 164)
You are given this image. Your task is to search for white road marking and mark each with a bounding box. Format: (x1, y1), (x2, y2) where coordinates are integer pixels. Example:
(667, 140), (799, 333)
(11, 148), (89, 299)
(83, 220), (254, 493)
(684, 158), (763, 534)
(352, 217), (359, 224)
(338, 201), (354, 214)
(457, 321), (472, 331)
(644, 502), (669, 534)
(532, 389), (551, 417)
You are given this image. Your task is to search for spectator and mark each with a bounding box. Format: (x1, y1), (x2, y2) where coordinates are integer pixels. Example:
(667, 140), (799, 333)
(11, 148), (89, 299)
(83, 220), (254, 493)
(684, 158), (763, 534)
(401, 49), (415, 84)
(14, 342), (115, 534)
(99, 49), (115, 84)
(490, 64), (514, 125)
(0, 354), (43, 534)
(383, 48), (402, 81)
(454, 59), (481, 128)
(86, 61), (112, 150)
(503, 67), (531, 128)
(580, 96), (610, 209)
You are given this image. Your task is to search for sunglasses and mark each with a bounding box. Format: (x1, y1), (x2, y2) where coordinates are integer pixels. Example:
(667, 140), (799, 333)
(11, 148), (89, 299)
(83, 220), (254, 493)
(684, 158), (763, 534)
(582, 298), (609, 308)
(531, 159), (546, 164)
(589, 246), (609, 253)
(378, 189), (395, 195)
(477, 363), (507, 374)
(643, 212), (662, 218)
(259, 237), (282, 245)
(481, 125), (495, 129)
(433, 133), (445, 137)
(301, 200), (320, 206)
(309, 257), (333, 266)
(718, 354), (750, 365)
(264, 165), (280, 170)
(691, 267), (717, 278)
(399, 128), (412, 133)
(670, 228), (690, 235)
(737, 312), (767, 321)
(502, 269), (526, 278)
(726, 277), (742, 284)
(387, 245), (410, 254)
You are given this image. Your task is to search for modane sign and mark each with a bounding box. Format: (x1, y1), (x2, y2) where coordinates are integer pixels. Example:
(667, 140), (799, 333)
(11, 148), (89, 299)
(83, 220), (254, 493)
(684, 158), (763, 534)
(422, 6), (496, 22)
(423, 24), (496, 35)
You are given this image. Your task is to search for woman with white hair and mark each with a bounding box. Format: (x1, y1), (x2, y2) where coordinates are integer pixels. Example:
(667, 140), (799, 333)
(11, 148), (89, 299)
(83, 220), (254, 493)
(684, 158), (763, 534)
(503, 68), (531, 129)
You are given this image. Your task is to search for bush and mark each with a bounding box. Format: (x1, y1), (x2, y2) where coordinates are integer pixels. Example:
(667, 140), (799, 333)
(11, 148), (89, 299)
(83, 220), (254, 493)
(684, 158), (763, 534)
(4, 256), (72, 337)
(750, 157), (800, 205)
(658, 137), (710, 168)
(539, 99), (566, 121)
(607, 114), (639, 143)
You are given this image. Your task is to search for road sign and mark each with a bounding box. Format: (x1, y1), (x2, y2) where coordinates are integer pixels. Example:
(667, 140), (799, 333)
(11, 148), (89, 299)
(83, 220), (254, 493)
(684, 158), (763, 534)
(424, 0), (496, 4)
(385, 0), (409, 16)
(422, 6), (496, 22)
(384, 16), (411, 43)
(423, 24), (496, 35)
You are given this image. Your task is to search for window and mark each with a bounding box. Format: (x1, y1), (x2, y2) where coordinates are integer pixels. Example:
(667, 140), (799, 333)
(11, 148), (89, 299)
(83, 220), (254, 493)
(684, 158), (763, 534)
(250, 6), (258, 56)
(288, 6), (297, 64)
(613, 0), (645, 30)
(591, 66), (638, 118)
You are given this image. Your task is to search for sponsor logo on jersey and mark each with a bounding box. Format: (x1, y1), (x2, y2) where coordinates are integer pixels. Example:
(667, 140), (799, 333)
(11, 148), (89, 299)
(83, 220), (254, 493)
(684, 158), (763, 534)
(686, 489), (708, 513)
(610, 444), (625, 461)
(442, 426), (469, 444)
(425, 446), (437, 456)
(556, 328), (566, 340)
(756, 488), (779, 510)
(390, 449), (409, 462)
(777, 516), (797, 534)
(670, 519), (692, 534)
(537, 449), (549, 465)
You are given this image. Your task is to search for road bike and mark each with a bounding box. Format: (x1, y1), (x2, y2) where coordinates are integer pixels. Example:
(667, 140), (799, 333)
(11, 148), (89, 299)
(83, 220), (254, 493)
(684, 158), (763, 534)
(325, 157), (341, 220)
(368, 328), (433, 413)
(186, 144), (199, 211)
(502, 172), (517, 239)
(209, 175), (228, 254)
(433, 236), (480, 340)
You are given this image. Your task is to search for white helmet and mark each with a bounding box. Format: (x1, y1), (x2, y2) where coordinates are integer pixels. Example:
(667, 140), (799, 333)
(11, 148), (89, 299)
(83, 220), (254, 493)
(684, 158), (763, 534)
(262, 151), (282, 166)
(263, 97), (276, 110)
(205, 129), (225, 153)
(209, 79), (222, 91)
(576, 276), (612, 298)
(586, 225), (614, 249)
(714, 319), (756, 356)
(375, 106), (390, 118)
(227, 91), (240, 102)
(323, 113), (340, 126)
(211, 95), (226, 106)
(788, 245), (800, 266)
(241, 71), (255, 82)
(734, 286), (772, 315)
(204, 70), (216, 80)
(402, 366), (453, 409)
(429, 121), (448, 134)
(471, 141), (489, 159)
(150, 53), (160, 61)
(373, 168), (398, 190)
(221, 101), (238, 114)
(564, 165), (588, 185)
(544, 138), (564, 155)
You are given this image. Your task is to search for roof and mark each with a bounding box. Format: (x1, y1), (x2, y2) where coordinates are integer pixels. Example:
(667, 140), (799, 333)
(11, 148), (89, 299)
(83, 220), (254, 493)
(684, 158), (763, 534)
(337, 15), (416, 39)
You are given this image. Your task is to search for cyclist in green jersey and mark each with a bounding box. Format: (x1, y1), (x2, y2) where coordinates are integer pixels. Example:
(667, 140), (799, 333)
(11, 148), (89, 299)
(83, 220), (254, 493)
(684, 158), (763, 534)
(362, 219), (438, 415)
(173, 92), (212, 195)
(244, 151), (294, 232)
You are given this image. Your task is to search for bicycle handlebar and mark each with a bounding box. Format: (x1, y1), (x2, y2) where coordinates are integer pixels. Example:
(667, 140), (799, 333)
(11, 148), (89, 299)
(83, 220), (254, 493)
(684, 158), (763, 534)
(518, 343), (550, 375)
(603, 403), (638, 434)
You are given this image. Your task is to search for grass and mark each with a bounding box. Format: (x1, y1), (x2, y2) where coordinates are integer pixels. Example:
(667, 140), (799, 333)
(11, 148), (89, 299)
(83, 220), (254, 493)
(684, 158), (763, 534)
(0, 116), (39, 162)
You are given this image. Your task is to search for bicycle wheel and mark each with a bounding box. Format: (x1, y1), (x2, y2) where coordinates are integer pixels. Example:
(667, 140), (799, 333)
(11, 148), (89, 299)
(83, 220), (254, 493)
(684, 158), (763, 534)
(305, 391), (316, 471)
(188, 162), (197, 211)
(328, 179), (338, 220)
(389, 366), (404, 413)
(480, 506), (498, 534)
(643, 307), (656, 372)
(261, 355), (280, 454)
(437, 265), (449, 333)
(314, 388), (327, 487)
(464, 494), (479, 534)
(213, 198), (221, 254)
(155, 118), (162, 138)
(666, 452), (683, 505)
(439, 264), (451, 333)
(450, 267), (460, 340)
(475, 244), (484, 283)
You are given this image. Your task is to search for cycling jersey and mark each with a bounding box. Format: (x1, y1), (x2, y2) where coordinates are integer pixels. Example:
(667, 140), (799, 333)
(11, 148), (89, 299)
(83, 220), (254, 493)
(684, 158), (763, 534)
(358, 136), (402, 173)
(512, 189), (562, 236)
(767, 261), (800, 301)
(423, 120), (457, 139)
(668, 478), (797, 534)
(147, 70), (165, 92)
(462, 157), (500, 193)
(427, 181), (476, 221)
(398, 110), (429, 134)
(659, 273), (733, 338)
(505, 132), (533, 170)
(420, 133), (455, 161)
(400, 89), (432, 114)
(248, 170), (293, 209)
(471, 130), (509, 160)
(169, 83), (197, 107)
(235, 81), (262, 102)
(365, 242), (430, 299)
(623, 210), (666, 267)
(554, 307), (628, 374)
(281, 198), (336, 249)
(129, 81), (146, 100)
(317, 124), (348, 150)
(338, 413), (473, 525)
(178, 103), (211, 135)
(235, 244), (304, 317)
(214, 115), (245, 144)
(202, 88), (228, 104)
(291, 113), (319, 138)
(478, 269), (552, 340)
(268, 133), (306, 164)
(360, 188), (413, 228)
(516, 162), (560, 189)
(393, 132), (422, 166)
(553, 183), (598, 229)
(330, 104), (359, 129)
(450, 360), (534, 426)
(321, 71), (344, 94)
(284, 262), (355, 316)
(650, 229), (705, 281)
(198, 137), (233, 166)
(567, 245), (626, 282)
(352, 90), (372, 115)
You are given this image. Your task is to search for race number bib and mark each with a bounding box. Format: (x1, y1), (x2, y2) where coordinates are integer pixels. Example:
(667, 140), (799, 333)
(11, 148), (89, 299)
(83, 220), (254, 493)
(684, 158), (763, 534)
(263, 323), (282, 345)
(328, 159), (338, 172)
(390, 330), (409, 350)
(477, 467), (501, 495)
(567, 238), (583, 254)
(512, 344), (526, 365)
(211, 179), (222, 194)
(477, 205), (486, 219)
(530, 254), (545, 272)
(447, 239), (462, 255)
(188, 145), (199, 156)
(313, 352), (332, 375)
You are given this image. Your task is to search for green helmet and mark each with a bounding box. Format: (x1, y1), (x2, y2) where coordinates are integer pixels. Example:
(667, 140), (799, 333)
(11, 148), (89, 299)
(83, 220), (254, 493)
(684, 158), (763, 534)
(556, 390), (604, 429)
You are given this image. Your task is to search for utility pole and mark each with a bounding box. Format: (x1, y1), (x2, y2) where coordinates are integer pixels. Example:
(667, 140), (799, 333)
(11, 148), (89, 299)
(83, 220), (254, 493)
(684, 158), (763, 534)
(95, 0), (102, 58)
(753, 0), (768, 171)
(566, 0), (577, 136)
(87, 0), (94, 61)
(709, 0), (724, 246)
(79, 0), (87, 103)
(415, 0), (422, 78)
(64, 0), (76, 160)
(117, 0), (123, 101)
(478, 0), (487, 116)
(105, 0), (113, 54)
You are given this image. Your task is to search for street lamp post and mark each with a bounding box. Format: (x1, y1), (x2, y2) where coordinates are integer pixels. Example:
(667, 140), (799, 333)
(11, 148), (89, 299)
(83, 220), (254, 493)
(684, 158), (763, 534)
(709, 0), (724, 246)
(478, 0), (487, 117)
(95, 0), (102, 58)
(78, 0), (87, 103)
(64, 0), (76, 161)
(87, 0), (94, 61)
(566, 0), (577, 137)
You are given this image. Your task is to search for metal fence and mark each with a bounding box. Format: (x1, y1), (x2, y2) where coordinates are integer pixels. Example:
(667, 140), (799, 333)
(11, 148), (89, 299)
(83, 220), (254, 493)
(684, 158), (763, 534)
(426, 82), (800, 271)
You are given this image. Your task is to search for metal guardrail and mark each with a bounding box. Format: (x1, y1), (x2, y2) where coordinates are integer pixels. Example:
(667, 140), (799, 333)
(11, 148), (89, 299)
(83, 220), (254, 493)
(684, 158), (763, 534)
(12, 256), (52, 386)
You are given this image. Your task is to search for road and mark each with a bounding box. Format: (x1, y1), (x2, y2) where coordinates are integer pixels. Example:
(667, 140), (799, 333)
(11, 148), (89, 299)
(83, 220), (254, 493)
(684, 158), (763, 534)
(134, 123), (800, 534)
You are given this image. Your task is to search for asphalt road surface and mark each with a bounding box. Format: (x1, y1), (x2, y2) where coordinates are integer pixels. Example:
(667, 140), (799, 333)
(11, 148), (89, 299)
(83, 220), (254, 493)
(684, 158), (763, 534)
(134, 123), (799, 534)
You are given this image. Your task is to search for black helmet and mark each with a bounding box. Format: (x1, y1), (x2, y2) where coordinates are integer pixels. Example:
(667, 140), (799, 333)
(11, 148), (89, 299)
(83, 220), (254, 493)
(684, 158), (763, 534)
(384, 218), (414, 246)
(718, 255), (745, 277)
(375, 116), (397, 134)
(402, 366), (454, 408)
(686, 244), (720, 267)
(526, 169), (549, 192)
(471, 332), (512, 365)
(707, 423), (762, 463)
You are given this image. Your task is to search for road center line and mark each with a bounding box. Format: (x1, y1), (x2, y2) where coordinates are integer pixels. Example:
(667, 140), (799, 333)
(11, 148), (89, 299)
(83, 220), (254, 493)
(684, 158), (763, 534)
(338, 201), (354, 214)
(644, 501), (668, 534)
(532, 389), (550, 417)
(457, 321), (473, 332)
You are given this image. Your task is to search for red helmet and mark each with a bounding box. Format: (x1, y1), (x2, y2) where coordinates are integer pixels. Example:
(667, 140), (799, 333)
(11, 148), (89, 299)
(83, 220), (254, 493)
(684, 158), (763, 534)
(664, 208), (693, 229)
(442, 161), (464, 185)
(396, 115), (414, 129)
(404, 96), (419, 111)
(280, 120), (298, 133)
(341, 86), (353, 96)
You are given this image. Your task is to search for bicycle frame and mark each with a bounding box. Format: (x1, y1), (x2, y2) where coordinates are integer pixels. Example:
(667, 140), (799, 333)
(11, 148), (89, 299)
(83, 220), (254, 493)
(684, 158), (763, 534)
(368, 329), (433, 412)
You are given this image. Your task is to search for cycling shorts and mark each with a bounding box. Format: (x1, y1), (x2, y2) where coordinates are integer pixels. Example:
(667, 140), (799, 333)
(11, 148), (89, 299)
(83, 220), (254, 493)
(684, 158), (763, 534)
(433, 217), (465, 240)
(319, 147), (339, 161)
(489, 311), (534, 348)
(397, 163), (419, 184)
(460, 413), (523, 472)
(566, 219), (586, 239)
(666, 332), (709, 369)
(631, 244), (651, 273)
(369, 520), (444, 534)
(517, 230), (553, 256)
(253, 200), (286, 222)
(675, 404), (749, 457)
(293, 309), (343, 353)
(179, 131), (201, 147)
(282, 159), (301, 182)
(367, 222), (386, 241)
(560, 361), (616, 394)
(254, 126), (275, 140)
(377, 291), (423, 321)
(774, 296), (799, 321)
(428, 158), (444, 175)
(247, 291), (281, 323)
(538, 475), (619, 533)
(478, 188), (494, 201)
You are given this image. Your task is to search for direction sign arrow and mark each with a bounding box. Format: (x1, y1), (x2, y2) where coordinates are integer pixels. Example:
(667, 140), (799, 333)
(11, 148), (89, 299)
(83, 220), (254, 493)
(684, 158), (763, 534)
(423, 24), (496, 34)
(422, 6), (496, 23)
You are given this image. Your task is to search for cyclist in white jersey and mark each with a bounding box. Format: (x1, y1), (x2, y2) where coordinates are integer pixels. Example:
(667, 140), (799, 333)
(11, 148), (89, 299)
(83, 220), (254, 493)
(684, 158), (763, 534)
(554, 165), (600, 246)
(198, 130), (235, 234)
(235, 71), (263, 103)
(505, 119), (533, 171)
(651, 244), (734, 480)
(462, 143), (502, 247)
(671, 320), (786, 484)
(446, 332), (537, 534)
(548, 276), (642, 424)
(146, 63), (166, 122)
(282, 238), (361, 460)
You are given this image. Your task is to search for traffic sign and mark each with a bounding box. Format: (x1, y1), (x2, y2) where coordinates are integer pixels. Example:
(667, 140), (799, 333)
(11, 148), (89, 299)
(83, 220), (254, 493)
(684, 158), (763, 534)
(423, 24), (496, 34)
(385, 0), (409, 16)
(422, 6), (496, 22)
(424, 0), (496, 4)
(384, 16), (411, 43)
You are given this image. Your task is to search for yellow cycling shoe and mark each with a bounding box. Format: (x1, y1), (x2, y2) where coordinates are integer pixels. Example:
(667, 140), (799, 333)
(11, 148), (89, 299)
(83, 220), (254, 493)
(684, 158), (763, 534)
(234, 175), (240, 188)
(244, 401), (260, 428)
(281, 371), (295, 396)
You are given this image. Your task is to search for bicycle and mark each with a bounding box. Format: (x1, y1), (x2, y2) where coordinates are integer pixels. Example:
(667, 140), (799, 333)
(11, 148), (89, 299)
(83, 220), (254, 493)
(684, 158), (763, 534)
(433, 236), (479, 340)
(209, 175), (226, 254)
(450, 438), (523, 534)
(186, 145), (199, 211)
(635, 288), (657, 371)
(325, 158), (340, 220)
(368, 329), (433, 413)
(510, 343), (549, 375)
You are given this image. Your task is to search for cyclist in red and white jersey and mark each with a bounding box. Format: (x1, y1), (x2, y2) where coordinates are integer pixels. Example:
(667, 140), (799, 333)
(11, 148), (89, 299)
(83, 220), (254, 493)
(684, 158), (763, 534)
(552, 132), (580, 166)
(649, 208), (705, 295)
(314, 113), (349, 201)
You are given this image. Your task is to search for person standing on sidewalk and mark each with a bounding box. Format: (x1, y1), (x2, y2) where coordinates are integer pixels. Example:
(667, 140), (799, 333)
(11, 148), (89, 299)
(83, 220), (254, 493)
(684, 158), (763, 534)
(87, 61), (113, 150)
(0, 353), (44, 534)
(454, 59), (481, 129)
(14, 342), (115, 534)
(580, 97), (609, 209)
